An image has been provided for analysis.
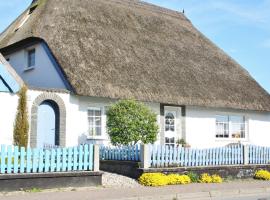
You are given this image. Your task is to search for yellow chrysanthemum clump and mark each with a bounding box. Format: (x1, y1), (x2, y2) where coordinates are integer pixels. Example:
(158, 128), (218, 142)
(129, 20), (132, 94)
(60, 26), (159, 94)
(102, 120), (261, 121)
(199, 173), (213, 183)
(167, 174), (191, 185)
(211, 174), (223, 183)
(138, 173), (191, 186)
(199, 173), (223, 183)
(138, 173), (168, 186)
(254, 170), (270, 180)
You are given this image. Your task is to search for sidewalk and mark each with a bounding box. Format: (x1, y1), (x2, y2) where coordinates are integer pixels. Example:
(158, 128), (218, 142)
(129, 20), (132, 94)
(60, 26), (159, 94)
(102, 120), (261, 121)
(1, 180), (270, 200)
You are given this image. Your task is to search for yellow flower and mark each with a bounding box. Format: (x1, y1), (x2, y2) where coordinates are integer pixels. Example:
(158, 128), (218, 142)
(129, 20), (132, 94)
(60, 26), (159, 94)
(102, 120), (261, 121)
(211, 174), (223, 183)
(254, 170), (270, 180)
(138, 173), (191, 186)
(138, 173), (168, 186)
(199, 173), (212, 183)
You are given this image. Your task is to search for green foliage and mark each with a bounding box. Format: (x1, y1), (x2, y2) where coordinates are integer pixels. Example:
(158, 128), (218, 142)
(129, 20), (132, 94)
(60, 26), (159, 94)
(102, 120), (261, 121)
(176, 138), (186, 147)
(13, 86), (29, 148)
(107, 99), (158, 145)
(187, 172), (199, 183)
(24, 188), (42, 193)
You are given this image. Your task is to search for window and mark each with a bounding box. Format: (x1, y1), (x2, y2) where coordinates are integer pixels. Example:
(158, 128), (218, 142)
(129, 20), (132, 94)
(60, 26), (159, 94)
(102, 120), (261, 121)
(165, 112), (175, 131)
(216, 115), (246, 139)
(88, 108), (102, 137)
(165, 137), (175, 147)
(27, 49), (35, 68)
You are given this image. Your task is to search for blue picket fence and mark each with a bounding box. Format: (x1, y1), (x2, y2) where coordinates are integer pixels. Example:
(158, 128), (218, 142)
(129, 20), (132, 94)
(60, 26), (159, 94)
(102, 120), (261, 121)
(150, 144), (244, 168)
(249, 145), (270, 164)
(100, 145), (140, 161)
(0, 144), (95, 174)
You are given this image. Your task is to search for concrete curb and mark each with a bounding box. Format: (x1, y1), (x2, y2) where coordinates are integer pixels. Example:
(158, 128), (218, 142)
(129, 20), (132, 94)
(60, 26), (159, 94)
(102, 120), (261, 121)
(113, 187), (270, 200)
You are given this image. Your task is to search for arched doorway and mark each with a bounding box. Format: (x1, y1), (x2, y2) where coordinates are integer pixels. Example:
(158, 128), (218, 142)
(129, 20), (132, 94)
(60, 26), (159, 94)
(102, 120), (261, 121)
(31, 92), (66, 148)
(37, 100), (60, 148)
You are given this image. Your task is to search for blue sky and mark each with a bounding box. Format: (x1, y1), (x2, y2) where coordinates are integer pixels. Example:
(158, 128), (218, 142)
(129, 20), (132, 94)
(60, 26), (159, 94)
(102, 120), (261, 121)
(0, 0), (269, 93)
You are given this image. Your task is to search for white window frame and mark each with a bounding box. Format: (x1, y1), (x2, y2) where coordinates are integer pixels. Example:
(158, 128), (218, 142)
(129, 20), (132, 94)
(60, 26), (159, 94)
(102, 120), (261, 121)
(87, 106), (107, 140)
(215, 113), (248, 141)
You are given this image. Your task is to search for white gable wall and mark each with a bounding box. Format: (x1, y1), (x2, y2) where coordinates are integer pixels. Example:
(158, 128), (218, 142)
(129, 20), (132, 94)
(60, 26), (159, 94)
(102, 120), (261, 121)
(185, 106), (270, 148)
(5, 43), (67, 90)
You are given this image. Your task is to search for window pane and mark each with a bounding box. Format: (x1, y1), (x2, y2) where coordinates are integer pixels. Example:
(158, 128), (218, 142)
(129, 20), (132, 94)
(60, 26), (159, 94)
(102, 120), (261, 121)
(95, 117), (101, 126)
(28, 49), (35, 67)
(216, 115), (229, 138)
(88, 110), (94, 116)
(95, 110), (101, 116)
(231, 116), (245, 138)
(88, 108), (102, 136)
(95, 127), (101, 136)
(165, 112), (175, 132)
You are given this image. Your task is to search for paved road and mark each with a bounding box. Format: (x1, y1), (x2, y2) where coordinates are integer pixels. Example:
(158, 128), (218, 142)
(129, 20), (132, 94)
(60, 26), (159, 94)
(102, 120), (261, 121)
(214, 195), (270, 200)
(0, 181), (270, 200)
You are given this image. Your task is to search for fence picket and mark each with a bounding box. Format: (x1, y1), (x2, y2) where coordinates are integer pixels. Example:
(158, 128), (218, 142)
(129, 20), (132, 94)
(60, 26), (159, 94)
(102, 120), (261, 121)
(20, 147), (25, 173)
(14, 146), (19, 173)
(78, 146), (83, 170)
(1, 145), (6, 173)
(89, 144), (94, 170)
(56, 148), (61, 172)
(7, 146), (12, 173)
(32, 148), (38, 173)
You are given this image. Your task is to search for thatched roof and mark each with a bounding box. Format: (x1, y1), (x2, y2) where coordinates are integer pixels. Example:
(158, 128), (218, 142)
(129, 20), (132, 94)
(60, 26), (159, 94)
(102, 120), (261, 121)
(0, 53), (24, 90)
(0, 0), (270, 111)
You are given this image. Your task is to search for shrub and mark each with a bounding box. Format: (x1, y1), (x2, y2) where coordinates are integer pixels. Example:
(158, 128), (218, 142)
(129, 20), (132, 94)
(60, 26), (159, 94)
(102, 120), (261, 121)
(187, 172), (199, 183)
(107, 99), (158, 145)
(199, 173), (223, 183)
(254, 170), (270, 180)
(138, 173), (168, 186)
(13, 86), (29, 148)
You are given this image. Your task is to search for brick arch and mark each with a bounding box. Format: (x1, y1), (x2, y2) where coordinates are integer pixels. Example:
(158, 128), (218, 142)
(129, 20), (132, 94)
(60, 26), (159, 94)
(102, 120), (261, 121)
(30, 92), (66, 148)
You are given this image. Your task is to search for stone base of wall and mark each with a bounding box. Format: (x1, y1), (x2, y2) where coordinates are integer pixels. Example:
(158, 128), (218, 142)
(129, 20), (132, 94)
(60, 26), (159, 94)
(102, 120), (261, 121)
(100, 160), (142, 179)
(100, 160), (270, 179)
(0, 171), (102, 191)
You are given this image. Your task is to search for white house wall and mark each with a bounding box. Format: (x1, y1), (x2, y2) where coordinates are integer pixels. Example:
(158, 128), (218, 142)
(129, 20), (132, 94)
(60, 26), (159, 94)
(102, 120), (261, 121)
(2, 89), (269, 148)
(27, 90), (161, 147)
(4, 43), (67, 90)
(185, 106), (270, 148)
(64, 96), (161, 147)
(0, 92), (18, 146)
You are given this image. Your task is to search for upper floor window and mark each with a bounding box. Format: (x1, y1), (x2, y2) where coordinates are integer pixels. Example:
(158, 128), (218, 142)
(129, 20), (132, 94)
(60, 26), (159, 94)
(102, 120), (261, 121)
(27, 49), (35, 68)
(216, 115), (246, 139)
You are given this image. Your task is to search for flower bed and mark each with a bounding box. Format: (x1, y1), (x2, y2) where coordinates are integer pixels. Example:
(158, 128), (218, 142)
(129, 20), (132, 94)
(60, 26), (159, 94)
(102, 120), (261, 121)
(138, 172), (222, 186)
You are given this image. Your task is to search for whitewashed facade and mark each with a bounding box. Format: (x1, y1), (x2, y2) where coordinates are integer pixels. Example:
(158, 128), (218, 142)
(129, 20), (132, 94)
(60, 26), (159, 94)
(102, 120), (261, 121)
(1, 88), (270, 148)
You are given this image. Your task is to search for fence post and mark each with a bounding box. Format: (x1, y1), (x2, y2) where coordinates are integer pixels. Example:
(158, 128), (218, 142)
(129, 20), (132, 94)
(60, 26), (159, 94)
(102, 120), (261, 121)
(93, 145), (100, 171)
(243, 145), (249, 165)
(140, 144), (150, 169)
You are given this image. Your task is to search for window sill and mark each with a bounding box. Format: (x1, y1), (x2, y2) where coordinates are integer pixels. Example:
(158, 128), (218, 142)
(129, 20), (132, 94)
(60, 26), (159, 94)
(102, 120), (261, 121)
(24, 66), (35, 72)
(86, 136), (107, 140)
(215, 138), (249, 142)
